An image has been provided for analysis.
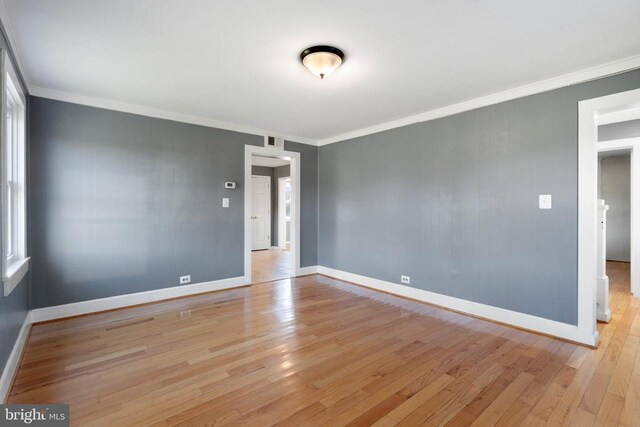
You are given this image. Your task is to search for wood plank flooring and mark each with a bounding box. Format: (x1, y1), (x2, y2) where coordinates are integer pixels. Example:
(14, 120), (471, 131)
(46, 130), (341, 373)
(8, 261), (640, 426)
(251, 248), (290, 284)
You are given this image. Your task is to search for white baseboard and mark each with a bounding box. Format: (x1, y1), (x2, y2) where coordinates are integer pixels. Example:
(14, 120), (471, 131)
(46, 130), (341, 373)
(597, 309), (612, 323)
(317, 266), (598, 346)
(0, 312), (31, 403)
(30, 276), (247, 323)
(296, 265), (319, 276)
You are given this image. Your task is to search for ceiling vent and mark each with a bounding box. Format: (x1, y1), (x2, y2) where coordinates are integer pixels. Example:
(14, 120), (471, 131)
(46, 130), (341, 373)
(264, 135), (284, 150)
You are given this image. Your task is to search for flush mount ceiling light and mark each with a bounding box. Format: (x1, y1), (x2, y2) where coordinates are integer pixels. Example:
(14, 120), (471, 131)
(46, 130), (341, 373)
(300, 45), (345, 79)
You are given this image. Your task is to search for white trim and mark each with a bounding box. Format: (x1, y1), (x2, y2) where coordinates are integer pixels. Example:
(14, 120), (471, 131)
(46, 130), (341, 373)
(632, 148), (640, 297)
(318, 54), (640, 145)
(245, 146), (301, 282)
(1, 50), (28, 297)
(30, 276), (247, 323)
(597, 137), (640, 153)
(30, 86), (318, 146)
(597, 107), (640, 126)
(2, 256), (28, 296)
(297, 265), (318, 276)
(596, 200), (611, 323)
(0, 311), (30, 403)
(317, 266), (598, 346)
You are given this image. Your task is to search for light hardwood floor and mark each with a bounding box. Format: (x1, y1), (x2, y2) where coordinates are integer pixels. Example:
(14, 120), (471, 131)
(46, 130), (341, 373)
(8, 262), (639, 426)
(251, 248), (291, 284)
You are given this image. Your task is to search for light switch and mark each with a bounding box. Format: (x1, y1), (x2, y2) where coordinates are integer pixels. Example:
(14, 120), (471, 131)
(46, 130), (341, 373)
(539, 195), (552, 209)
(222, 198), (229, 208)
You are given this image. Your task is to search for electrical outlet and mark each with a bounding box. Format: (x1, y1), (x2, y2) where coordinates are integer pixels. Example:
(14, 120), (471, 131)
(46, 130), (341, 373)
(180, 275), (191, 285)
(401, 275), (411, 284)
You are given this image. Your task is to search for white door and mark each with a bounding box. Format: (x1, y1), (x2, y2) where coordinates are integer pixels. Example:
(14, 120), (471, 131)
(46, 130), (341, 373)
(251, 176), (271, 250)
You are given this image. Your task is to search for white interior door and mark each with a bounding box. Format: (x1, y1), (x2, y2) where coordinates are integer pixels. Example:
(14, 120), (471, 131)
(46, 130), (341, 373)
(251, 176), (271, 250)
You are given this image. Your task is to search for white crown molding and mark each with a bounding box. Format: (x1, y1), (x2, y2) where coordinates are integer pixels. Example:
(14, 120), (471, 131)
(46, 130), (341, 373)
(0, 0), (31, 91)
(0, 311), (30, 403)
(30, 86), (319, 146)
(318, 54), (640, 146)
(30, 276), (248, 323)
(317, 266), (598, 347)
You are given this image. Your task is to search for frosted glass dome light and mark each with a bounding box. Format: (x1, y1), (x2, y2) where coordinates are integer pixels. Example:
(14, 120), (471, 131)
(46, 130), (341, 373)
(300, 46), (345, 79)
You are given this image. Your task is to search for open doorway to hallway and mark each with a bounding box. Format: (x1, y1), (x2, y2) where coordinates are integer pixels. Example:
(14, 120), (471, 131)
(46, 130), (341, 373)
(598, 151), (632, 322)
(250, 154), (292, 283)
(595, 109), (639, 324)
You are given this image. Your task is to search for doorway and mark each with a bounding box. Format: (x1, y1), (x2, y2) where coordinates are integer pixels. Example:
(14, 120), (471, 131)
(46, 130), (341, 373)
(244, 145), (301, 285)
(578, 88), (640, 346)
(597, 151), (632, 322)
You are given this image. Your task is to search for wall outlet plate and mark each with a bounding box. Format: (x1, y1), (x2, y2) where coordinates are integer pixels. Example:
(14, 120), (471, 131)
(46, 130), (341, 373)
(180, 275), (191, 285)
(539, 194), (552, 209)
(401, 275), (411, 284)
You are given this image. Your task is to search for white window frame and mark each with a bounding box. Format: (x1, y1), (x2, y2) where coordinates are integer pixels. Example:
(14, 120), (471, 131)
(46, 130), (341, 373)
(1, 50), (28, 296)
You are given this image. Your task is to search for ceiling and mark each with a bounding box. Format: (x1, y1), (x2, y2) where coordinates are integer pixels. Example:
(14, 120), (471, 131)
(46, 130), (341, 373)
(252, 156), (289, 168)
(2, 0), (640, 144)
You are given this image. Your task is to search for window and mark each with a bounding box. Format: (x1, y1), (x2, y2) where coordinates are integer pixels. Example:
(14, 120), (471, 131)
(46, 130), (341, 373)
(284, 180), (291, 220)
(2, 51), (28, 296)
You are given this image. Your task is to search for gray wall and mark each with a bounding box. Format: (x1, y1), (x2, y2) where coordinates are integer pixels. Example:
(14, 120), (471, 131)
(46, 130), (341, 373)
(29, 97), (317, 308)
(319, 69), (640, 326)
(251, 166), (273, 177)
(599, 155), (631, 262)
(0, 23), (30, 378)
(599, 118), (640, 141)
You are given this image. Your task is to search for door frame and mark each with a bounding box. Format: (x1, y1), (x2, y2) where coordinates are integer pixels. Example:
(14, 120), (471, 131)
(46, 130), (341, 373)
(244, 145), (301, 284)
(278, 176), (291, 249)
(578, 87), (640, 347)
(250, 174), (272, 250)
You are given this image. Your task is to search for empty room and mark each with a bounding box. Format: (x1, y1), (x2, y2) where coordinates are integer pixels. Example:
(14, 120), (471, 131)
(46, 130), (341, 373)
(0, 1), (639, 426)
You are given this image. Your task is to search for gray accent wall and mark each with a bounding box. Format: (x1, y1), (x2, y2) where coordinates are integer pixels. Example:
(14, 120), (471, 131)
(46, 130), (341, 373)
(0, 24), (30, 378)
(599, 118), (640, 141)
(599, 155), (631, 262)
(319, 69), (640, 326)
(29, 97), (318, 309)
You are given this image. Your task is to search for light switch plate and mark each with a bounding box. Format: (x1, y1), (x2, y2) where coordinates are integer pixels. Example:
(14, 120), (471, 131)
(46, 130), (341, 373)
(539, 195), (552, 209)
(222, 198), (229, 208)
